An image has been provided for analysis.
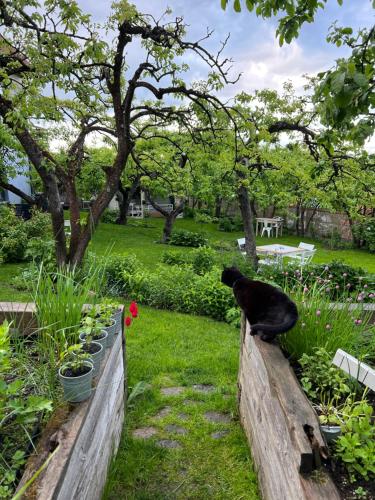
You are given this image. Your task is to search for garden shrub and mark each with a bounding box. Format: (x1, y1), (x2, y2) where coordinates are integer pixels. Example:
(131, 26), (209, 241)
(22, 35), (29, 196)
(191, 247), (216, 275)
(101, 208), (119, 224)
(194, 211), (215, 224)
(169, 229), (208, 248)
(104, 258), (235, 321)
(161, 249), (189, 266)
(0, 206), (52, 263)
(353, 218), (375, 253)
(0, 205), (27, 262)
(218, 216), (243, 232)
(104, 253), (142, 295)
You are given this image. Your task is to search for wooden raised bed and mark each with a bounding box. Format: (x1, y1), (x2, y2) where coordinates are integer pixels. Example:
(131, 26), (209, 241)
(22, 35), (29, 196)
(238, 315), (340, 500)
(2, 303), (127, 500)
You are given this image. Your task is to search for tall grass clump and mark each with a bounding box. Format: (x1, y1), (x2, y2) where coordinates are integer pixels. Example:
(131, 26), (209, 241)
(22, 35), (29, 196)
(281, 283), (374, 360)
(33, 262), (105, 395)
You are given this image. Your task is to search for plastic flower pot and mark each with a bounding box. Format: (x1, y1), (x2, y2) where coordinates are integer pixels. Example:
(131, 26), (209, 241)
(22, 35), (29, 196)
(102, 319), (117, 348)
(320, 425), (341, 443)
(81, 341), (104, 377)
(112, 309), (122, 334)
(79, 330), (108, 351)
(58, 361), (94, 403)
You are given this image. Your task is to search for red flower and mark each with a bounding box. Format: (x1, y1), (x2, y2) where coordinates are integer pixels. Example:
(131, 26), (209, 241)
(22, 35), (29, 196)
(129, 301), (138, 318)
(125, 316), (132, 327)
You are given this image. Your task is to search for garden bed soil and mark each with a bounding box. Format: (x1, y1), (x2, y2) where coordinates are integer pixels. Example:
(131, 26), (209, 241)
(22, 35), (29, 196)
(60, 364), (92, 378)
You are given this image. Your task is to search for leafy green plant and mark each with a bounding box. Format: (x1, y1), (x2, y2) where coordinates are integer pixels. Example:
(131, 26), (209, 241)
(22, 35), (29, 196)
(78, 316), (105, 344)
(299, 347), (351, 403)
(192, 247), (216, 275)
(60, 344), (92, 376)
(225, 307), (241, 328)
(104, 253), (141, 296)
(101, 209), (119, 224)
(0, 321), (52, 498)
(218, 216), (243, 232)
(169, 229), (208, 248)
(161, 249), (189, 266)
(334, 399), (375, 482)
(353, 218), (375, 253)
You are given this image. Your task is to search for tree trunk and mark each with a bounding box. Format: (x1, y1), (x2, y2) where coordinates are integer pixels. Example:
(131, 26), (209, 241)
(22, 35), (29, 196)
(145, 189), (184, 243)
(295, 203), (301, 236)
(44, 173), (67, 267)
(116, 176), (140, 225)
(214, 196), (222, 218)
(300, 207), (305, 236)
(162, 212), (177, 243)
(236, 171), (258, 270)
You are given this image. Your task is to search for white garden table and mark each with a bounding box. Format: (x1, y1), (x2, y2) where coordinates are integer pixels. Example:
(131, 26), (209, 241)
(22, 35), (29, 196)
(256, 243), (304, 267)
(256, 217), (283, 237)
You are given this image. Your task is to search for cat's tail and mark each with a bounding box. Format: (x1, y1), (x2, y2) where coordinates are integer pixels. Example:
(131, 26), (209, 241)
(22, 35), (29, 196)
(250, 313), (298, 336)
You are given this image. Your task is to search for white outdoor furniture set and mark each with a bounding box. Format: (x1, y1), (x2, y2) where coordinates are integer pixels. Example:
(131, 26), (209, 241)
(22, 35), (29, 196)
(237, 239), (316, 268)
(255, 217), (284, 238)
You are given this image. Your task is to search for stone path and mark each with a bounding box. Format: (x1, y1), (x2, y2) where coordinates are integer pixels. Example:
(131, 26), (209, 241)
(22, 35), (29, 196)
(132, 384), (231, 448)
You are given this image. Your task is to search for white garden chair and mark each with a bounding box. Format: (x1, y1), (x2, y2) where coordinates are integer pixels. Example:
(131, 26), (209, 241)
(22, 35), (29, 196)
(64, 220), (71, 237)
(288, 242), (316, 267)
(261, 221), (273, 238)
(237, 238), (246, 256)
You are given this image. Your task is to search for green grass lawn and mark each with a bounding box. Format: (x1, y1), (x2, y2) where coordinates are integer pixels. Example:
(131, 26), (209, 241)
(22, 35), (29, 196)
(0, 216), (374, 302)
(103, 305), (259, 500)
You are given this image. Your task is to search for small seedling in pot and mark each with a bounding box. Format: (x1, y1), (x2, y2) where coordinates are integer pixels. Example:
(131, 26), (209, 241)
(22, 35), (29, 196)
(60, 344), (92, 377)
(79, 316), (106, 342)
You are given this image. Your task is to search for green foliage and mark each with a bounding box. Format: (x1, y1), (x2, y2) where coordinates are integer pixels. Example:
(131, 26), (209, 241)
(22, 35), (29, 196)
(0, 206), (52, 264)
(101, 209), (119, 224)
(221, 0), (335, 44)
(225, 307), (241, 328)
(353, 219), (375, 253)
(104, 259), (235, 321)
(104, 254), (141, 296)
(194, 212), (215, 224)
(161, 249), (188, 266)
(257, 260), (373, 301)
(78, 316), (105, 344)
(334, 400), (375, 481)
(60, 344), (92, 376)
(192, 247), (216, 275)
(169, 229), (208, 248)
(281, 285), (374, 360)
(0, 321), (52, 498)
(218, 216), (244, 232)
(299, 347), (351, 403)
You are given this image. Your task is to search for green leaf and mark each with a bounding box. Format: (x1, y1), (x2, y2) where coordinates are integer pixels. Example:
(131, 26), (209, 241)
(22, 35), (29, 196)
(221, 0), (228, 10)
(234, 0), (241, 12)
(331, 72), (346, 93)
(245, 0), (254, 11)
(353, 72), (368, 88)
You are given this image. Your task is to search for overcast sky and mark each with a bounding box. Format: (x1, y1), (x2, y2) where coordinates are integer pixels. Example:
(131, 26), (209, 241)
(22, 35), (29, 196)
(79, 0), (373, 98)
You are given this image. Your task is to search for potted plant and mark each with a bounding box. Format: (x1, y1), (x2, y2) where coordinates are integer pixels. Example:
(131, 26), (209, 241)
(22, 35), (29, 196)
(59, 344), (94, 403)
(100, 300), (123, 335)
(315, 396), (342, 443)
(95, 306), (117, 348)
(79, 316), (108, 351)
(78, 320), (105, 378)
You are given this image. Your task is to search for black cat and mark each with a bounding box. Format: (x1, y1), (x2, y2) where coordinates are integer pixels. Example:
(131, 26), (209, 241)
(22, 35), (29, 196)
(221, 266), (298, 342)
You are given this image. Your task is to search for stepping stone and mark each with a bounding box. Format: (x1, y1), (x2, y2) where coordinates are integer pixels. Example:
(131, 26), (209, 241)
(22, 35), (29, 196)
(211, 430), (229, 439)
(161, 387), (185, 396)
(165, 424), (188, 435)
(177, 412), (189, 420)
(133, 427), (158, 439)
(193, 384), (215, 393)
(204, 411), (231, 424)
(157, 439), (182, 449)
(183, 399), (202, 406)
(154, 406), (172, 419)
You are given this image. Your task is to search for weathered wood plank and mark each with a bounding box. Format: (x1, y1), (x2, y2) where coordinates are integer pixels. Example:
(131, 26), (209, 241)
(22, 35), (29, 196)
(17, 330), (126, 499)
(238, 317), (340, 500)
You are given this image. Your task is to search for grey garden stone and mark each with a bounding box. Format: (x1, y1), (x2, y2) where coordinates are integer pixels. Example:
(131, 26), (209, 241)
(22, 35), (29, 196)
(132, 427), (158, 439)
(165, 424), (188, 435)
(154, 406), (172, 419)
(204, 411), (231, 424)
(192, 384), (215, 393)
(161, 387), (185, 396)
(182, 399), (202, 406)
(156, 439), (182, 449)
(211, 430), (229, 439)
